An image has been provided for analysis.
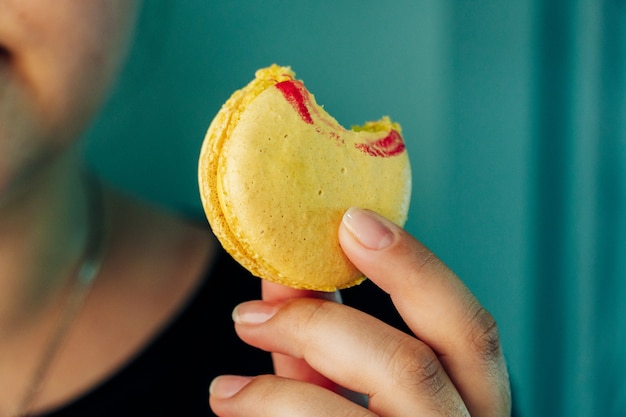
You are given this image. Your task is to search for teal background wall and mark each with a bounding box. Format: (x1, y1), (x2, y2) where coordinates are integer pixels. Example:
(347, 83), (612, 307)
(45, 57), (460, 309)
(84, 1), (626, 416)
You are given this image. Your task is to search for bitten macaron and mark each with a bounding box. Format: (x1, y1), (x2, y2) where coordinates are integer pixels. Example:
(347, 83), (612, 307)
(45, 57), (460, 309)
(198, 64), (411, 291)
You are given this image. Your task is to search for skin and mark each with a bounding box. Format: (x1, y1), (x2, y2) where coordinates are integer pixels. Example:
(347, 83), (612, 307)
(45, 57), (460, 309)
(210, 208), (511, 416)
(1, 1), (511, 415)
(0, 1), (215, 414)
(0, 0), (139, 338)
(0, 0), (138, 196)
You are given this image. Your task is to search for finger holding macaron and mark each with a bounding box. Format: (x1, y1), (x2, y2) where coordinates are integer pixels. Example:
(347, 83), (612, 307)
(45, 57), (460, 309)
(209, 208), (511, 417)
(201, 65), (507, 416)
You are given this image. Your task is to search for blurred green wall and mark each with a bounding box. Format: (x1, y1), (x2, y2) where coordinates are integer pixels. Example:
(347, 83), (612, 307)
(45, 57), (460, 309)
(84, 1), (626, 415)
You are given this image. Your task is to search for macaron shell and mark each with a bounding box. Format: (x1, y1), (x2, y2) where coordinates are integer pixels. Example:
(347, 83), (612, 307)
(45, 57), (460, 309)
(217, 80), (410, 291)
(199, 64), (411, 292)
(199, 66), (296, 284)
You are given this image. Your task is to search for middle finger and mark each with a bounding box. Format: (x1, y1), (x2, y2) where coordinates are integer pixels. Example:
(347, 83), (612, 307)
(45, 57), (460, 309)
(232, 297), (470, 416)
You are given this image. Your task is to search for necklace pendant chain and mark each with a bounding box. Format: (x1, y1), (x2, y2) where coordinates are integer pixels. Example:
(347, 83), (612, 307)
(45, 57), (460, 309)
(10, 173), (107, 417)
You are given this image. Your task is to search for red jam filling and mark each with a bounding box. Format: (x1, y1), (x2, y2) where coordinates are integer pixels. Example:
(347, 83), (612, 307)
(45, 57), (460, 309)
(354, 129), (405, 158)
(275, 80), (314, 124)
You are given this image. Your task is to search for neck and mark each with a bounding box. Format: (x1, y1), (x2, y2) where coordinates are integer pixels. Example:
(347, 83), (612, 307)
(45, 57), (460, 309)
(0, 148), (91, 334)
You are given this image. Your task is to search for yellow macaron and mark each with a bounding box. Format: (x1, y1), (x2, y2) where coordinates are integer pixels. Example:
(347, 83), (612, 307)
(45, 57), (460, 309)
(198, 64), (411, 291)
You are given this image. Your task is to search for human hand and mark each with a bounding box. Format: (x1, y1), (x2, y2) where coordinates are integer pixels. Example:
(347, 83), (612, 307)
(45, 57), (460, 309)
(209, 207), (511, 416)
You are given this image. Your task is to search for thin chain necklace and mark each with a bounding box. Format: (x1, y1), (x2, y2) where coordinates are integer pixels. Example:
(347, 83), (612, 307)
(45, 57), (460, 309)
(10, 174), (107, 417)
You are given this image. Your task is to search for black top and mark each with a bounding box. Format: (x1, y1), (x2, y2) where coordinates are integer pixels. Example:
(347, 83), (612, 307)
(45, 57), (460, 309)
(40, 249), (273, 417)
(39, 246), (409, 416)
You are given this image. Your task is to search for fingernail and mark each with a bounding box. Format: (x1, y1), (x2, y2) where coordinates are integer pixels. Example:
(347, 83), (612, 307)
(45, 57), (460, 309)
(232, 301), (278, 324)
(209, 375), (252, 398)
(342, 207), (396, 250)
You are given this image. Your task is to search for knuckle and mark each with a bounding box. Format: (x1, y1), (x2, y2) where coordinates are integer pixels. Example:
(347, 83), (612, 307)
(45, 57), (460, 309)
(465, 302), (502, 363)
(233, 375), (293, 411)
(283, 298), (338, 337)
(408, 246), (441, 276)
(253, 374), (288, 400)
(390, 340), (447, 397)
(299, 299), (336, 327)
